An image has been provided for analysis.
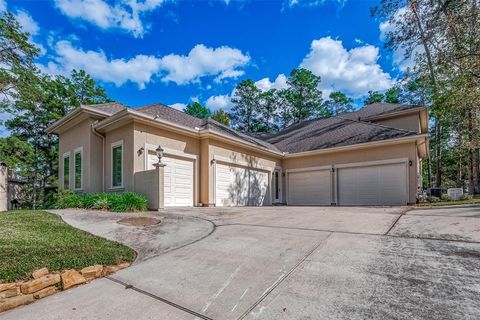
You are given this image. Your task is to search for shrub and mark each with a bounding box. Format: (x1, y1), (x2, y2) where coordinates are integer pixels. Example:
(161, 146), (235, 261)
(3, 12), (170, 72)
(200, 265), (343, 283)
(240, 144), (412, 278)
(427, 196), (441, 203)
(54, 189), (82, 209)
(441, 194), (452, 201)
(53, 191), (147, 212)
(461, 193), (473, 200)
(110, 192), (148, 212)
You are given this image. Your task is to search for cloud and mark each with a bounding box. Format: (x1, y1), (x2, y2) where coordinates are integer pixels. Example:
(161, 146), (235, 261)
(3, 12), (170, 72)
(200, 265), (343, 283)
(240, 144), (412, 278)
(169, 103), (186, 111)
(40, 41), (249, 89)
(300, 36), (393, 96)
(254, 74), (288, 92)
(285, 0), (347, 8)
(205, 94), (232, 110)
(159, 44), (250, 85)
(14, 9), (39, 35)
(54, 0), (167, 38)
(0, 0), (6, 12)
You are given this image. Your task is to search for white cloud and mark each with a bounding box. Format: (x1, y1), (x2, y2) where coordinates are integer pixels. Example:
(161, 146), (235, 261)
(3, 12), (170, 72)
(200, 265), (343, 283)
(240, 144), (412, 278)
(159, 44), (250, 85)
(255, 74), (288, 92)
(40, 41), (249, 89)
(169, 103), (186, 111)
(14, 10), (39, 35)
(54, 0), (167, 38)
(40, 41), (162, 89)
(205, 94), (232, 110)
(0, 0), (6, 12)
(285, 0), (347, 8)
(300, 36), (393, 96)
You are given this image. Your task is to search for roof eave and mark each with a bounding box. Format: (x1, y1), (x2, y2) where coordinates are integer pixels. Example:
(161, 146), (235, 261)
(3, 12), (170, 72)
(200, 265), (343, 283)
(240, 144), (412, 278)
(46, 106), (109, 134)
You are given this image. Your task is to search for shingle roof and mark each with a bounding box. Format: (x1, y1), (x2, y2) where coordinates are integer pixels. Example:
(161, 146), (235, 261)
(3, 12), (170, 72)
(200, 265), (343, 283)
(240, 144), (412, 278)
(135, 103), (205, 129)
(133, 103), (280, 151)
(82, 102), (127, 115)
(341, 103), (423, 121)
(263, 116), (418, 153)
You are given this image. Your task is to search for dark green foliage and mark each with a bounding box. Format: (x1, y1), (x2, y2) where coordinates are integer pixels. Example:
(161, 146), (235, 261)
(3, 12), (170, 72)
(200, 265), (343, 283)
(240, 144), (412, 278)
(285, 68), (324, 122)
(53, 190), (147, 212)
(0, 210), (135, 282)
(211, 109), (231, 126)
(231, 79), (262, 132)
(363, 90), (385, 105)
(183, 102), (211, 119)
(322, 91), (354, 116)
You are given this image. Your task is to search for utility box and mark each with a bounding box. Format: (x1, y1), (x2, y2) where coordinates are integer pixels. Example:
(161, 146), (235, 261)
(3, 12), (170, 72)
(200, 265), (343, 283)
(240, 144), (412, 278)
(429, 188), (442, 198)
(447, 188), (463, 201)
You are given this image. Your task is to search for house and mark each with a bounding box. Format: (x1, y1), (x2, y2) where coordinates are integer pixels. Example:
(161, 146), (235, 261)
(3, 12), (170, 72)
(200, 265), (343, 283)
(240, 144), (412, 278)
(46, 102), (429, 208)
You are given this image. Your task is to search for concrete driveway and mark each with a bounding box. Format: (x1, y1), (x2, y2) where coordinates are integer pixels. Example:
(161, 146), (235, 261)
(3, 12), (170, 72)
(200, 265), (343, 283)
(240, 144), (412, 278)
(2, 206), (480, 320)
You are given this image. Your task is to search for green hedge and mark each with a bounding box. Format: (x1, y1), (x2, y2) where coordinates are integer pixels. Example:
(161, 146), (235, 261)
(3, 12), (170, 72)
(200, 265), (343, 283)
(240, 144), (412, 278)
(53, 190), (148, 212)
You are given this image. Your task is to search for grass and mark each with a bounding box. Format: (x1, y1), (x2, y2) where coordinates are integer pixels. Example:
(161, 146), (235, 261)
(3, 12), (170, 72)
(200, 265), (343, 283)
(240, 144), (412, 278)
(0, 210), (136, 282)
(418, 198), (480, 207)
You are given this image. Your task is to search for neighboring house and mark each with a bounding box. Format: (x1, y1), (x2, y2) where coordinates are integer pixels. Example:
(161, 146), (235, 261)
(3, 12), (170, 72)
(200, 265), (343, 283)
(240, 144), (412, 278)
(46, 102), (428, 208)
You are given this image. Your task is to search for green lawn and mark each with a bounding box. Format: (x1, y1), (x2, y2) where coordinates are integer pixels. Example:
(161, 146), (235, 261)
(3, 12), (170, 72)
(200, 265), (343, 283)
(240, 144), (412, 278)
(418, 198), (480, 207)
(0, 210), (135, 282)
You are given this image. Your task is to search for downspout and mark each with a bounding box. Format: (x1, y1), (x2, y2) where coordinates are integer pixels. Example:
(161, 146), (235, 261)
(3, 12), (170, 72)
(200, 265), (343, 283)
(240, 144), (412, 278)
(91, 122), (105, 192)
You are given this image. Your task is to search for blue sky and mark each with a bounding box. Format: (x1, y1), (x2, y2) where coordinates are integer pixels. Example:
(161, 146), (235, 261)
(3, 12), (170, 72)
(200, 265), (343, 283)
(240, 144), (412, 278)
(2, 0), (404, 112)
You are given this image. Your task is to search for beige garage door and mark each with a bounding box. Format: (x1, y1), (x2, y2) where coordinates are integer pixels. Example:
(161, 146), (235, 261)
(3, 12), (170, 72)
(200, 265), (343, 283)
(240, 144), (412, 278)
(148, 154), (194, 206)
(215, 163), (269, 206)
(287, 169), (332, 205)
(337, 162), (407, 206)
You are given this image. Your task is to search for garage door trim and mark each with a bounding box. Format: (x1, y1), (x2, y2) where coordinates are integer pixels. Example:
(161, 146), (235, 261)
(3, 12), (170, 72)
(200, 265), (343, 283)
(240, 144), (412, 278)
(334, 158), (409, 205)
(144, 144), (198, 206)
(286, 165), (333, 205)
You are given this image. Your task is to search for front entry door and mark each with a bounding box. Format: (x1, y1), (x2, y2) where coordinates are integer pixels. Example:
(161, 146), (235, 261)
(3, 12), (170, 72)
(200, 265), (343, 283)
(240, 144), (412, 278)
(272, 168), (282, 204)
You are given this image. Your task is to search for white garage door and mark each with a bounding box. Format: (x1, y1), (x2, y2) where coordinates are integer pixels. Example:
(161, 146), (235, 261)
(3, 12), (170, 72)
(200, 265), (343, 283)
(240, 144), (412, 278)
(215, 163), (269, 206)
(287, 169), (332, 205)
(148, 154), (194, 206)
(337, 162), (407, 206)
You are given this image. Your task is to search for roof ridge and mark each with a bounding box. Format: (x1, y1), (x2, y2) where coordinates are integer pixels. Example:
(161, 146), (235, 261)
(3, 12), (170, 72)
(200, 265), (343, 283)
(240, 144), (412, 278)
(136, 102), (204, 123)
(336, 115), (419, 135)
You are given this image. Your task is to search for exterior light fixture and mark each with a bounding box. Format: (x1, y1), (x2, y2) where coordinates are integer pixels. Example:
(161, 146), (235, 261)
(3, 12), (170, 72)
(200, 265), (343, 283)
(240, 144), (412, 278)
(155, 145), (164, 164)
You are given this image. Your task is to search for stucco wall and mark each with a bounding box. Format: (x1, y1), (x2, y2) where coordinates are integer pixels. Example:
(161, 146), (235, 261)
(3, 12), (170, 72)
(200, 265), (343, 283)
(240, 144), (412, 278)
(282, 142), (419, 204)
(372, 113), (421, 133)
(133, 122), (200, 173)
(58, 118), (97, 192)
(104, 123), (135, 192)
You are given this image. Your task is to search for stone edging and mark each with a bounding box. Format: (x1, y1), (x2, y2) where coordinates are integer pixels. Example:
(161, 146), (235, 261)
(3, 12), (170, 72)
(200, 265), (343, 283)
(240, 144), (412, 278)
(0, 263), (130, 313)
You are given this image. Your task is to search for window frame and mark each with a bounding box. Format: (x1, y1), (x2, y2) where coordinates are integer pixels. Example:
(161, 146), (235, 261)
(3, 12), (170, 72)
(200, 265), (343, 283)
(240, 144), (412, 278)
(73, 146), (83, 191)
(111, 140), (124, 189)
(62, 151), (71, 189)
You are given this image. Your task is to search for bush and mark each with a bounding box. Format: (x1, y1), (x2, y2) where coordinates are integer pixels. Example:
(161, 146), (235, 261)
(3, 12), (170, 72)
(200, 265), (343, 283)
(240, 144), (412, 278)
(53, 191), (147, 212)
(54, 189), (82, 209)
(427, 196), (441, 203)
(461, 193), (473, 200)
(441, 194), (452, 201)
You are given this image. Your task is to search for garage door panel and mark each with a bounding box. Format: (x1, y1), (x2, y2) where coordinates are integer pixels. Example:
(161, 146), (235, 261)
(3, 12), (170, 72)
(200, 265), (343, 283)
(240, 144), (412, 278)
(148, 154), (194, 207)
(337, 163), (406, 206)
(215, 163), (269, 207)
(288, 170), (331, 205)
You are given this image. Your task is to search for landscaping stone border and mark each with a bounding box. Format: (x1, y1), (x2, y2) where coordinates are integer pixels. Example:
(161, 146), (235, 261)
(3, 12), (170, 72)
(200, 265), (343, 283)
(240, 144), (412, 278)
(0, 263), (130, 313)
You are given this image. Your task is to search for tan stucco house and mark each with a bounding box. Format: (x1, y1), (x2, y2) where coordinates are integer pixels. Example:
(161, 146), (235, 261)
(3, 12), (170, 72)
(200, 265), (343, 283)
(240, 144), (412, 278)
(46, 102), (428, 208)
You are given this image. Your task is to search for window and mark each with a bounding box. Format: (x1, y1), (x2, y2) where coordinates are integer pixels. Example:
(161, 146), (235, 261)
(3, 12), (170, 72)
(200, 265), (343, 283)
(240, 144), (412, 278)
(63, 153), (70, 189)
(111, 141), (123, 188)
(74, 147), (83, 190)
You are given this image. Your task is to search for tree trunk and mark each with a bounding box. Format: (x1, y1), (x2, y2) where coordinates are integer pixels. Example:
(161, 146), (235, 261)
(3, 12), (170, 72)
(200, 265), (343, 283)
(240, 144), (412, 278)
(456, 158), (462, 188)
(434, 118), (442, 187)
(473, 149), (480, 194)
